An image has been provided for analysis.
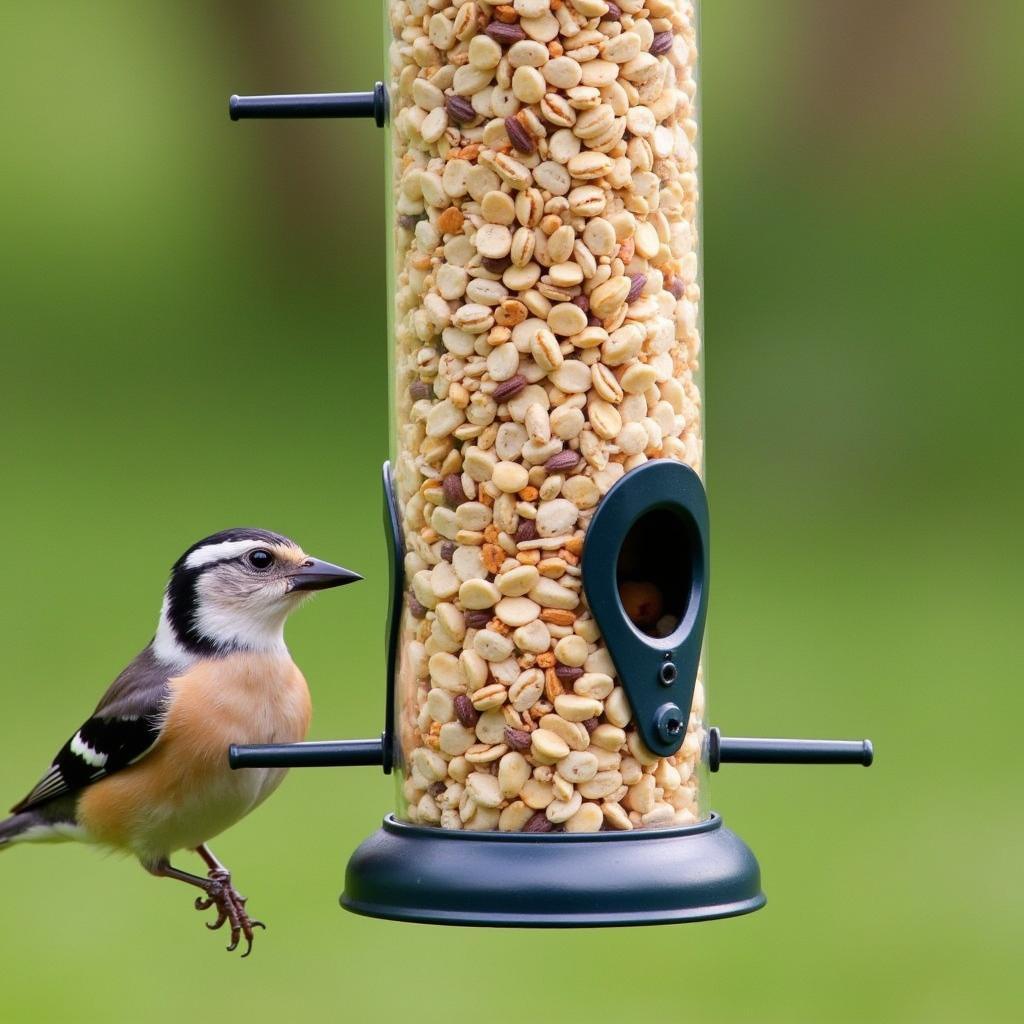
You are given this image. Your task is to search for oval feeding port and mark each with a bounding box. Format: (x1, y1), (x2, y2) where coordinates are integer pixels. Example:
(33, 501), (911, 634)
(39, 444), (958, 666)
(582, 461), (710, 758)
(617, 506), (699, 640)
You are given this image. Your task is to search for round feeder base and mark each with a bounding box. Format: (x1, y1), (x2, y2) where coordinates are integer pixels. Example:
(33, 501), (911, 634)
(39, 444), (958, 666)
(341, 812), (764, 927)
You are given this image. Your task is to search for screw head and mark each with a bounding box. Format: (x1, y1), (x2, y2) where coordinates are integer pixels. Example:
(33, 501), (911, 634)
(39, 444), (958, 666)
(658, 661), (678, 686)
(653, 703), (685, 746)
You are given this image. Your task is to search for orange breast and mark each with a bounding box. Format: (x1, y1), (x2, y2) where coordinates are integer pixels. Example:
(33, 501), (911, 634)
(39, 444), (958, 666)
(78, 651), (311, 859)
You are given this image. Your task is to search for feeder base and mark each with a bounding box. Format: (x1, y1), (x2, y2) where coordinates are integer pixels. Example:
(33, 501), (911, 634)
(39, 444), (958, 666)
(341, 812), (764, 927)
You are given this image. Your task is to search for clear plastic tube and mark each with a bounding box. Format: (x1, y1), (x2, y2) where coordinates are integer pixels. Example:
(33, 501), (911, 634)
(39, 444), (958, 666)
(387, 0), (704, 833)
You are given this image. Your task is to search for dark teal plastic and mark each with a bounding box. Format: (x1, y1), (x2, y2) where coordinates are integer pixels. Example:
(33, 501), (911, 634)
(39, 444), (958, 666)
(582, 460), (709, 759)
(229, 84), (388, 126)
(342, 813), (764, 927)
(229, 739), (384, 769)
(381, 462), (402, 773)
(710, 729), (874, 770)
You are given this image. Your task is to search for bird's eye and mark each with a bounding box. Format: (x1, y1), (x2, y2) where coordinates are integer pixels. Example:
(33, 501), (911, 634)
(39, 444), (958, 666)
(247, 549), (273, 570)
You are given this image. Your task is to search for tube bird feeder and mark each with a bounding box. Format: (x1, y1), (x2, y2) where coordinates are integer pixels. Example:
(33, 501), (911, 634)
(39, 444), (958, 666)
(227, 0), (873, 927)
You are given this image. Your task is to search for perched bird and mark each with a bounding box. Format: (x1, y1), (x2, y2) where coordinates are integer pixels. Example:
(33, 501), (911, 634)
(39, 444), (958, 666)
(0, 528), (360, 956)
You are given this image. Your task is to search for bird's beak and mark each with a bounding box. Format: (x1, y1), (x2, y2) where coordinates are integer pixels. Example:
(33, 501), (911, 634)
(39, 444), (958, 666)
(287, 558), (363, 593)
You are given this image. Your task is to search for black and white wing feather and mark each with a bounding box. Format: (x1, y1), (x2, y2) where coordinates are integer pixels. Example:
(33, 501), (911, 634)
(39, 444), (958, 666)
(11, 645), (172, 814)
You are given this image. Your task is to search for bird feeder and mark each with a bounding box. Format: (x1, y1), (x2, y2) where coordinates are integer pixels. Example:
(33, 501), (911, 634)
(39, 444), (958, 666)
(227, 0), (873, 927)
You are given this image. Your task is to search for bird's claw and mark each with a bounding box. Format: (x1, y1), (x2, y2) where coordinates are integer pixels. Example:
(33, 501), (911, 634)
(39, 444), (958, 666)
(194, 869), (266, 956)
(205, 905), (229, 932)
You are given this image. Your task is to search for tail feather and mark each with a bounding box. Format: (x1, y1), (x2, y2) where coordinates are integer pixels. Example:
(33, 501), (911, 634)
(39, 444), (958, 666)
(0, 806), (81, 849)
(0, 812), (42, 849)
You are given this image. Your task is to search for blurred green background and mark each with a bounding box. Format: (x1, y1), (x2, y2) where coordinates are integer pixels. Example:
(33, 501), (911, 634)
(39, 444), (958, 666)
(2, 2), (1021, 1021)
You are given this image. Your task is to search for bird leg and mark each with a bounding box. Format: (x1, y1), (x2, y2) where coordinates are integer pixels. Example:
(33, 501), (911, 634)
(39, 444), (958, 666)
(146, 853), (265, 957)
(194, 844), (266, 955)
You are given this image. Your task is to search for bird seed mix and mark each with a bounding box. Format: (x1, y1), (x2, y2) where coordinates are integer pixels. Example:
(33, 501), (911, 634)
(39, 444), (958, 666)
(389, 0), (705, 832)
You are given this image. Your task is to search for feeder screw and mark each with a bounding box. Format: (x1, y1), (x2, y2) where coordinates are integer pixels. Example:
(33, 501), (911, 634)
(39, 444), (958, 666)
(653, 702), (685, 745)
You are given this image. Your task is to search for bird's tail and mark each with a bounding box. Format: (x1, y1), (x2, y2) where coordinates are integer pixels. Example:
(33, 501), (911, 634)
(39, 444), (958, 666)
(1, 796), (81, 851)
(0, 812), (40, 850)
(0, 809), (79, 851)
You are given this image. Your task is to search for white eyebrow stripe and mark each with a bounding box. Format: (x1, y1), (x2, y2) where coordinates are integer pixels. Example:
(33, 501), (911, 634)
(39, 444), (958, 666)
(184, 540), (265, 569)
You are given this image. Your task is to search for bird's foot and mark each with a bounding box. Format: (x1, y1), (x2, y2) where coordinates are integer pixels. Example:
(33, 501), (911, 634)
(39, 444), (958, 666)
(194, 868), (265, 957)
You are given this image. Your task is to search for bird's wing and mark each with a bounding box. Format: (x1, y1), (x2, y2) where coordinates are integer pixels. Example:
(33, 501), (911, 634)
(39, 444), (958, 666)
(10, 645), (174, 814)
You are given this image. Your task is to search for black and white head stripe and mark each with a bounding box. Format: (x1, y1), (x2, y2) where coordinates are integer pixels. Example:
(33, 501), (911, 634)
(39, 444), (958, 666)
(173, 528), (295, 573)
(164, 528), (298, 657)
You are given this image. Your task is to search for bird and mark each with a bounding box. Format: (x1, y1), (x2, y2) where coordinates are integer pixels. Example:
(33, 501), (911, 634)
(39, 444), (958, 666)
(0, 527), (360, 956)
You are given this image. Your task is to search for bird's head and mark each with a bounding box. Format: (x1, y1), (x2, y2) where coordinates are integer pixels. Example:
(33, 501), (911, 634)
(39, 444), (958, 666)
(154, 528), (361, 661)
